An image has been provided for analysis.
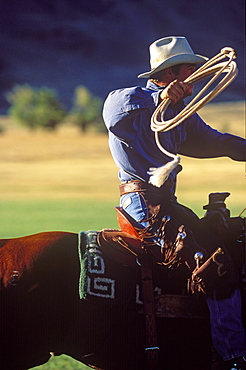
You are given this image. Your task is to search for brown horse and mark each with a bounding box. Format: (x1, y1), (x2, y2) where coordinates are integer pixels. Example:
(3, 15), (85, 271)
(0, 215), (244, 370)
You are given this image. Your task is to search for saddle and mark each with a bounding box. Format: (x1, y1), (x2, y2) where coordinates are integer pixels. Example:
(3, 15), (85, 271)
(97, 228), (142, 267)
(97, 206), (186, 268)
(98, 195), (246, 295)
(97, 206), (145, 267)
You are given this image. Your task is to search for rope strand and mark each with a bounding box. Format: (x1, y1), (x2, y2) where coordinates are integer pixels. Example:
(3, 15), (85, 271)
(148, 48), (238, 187)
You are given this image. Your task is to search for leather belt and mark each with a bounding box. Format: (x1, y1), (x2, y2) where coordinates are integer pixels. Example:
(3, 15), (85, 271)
(119, 166), (181, 197)
(119, 180), (147, 196)
(119, 179), (174, 197)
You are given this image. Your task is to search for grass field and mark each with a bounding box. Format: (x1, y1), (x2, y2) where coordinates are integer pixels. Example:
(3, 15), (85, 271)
(0, 101), (245, 369)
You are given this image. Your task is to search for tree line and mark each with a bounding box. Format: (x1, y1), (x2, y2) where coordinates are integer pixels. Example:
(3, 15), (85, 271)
(6, 84), (104, 132)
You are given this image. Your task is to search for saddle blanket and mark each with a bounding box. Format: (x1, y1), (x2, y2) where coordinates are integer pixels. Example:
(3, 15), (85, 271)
(78, 231), (144, 306)
(78, 231), (192, 307)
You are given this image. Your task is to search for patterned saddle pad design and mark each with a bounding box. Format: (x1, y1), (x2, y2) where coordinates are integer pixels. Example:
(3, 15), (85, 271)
(78, 231), (141, 306)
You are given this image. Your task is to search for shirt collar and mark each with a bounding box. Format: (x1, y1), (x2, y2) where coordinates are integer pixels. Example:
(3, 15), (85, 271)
(146, 80), (165, 91)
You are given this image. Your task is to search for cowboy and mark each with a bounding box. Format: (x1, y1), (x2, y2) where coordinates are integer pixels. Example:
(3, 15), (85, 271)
(102, 36), (246, 369)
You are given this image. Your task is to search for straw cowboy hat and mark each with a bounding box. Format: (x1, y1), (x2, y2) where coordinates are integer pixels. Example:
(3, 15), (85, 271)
(138, 36), (208, 78)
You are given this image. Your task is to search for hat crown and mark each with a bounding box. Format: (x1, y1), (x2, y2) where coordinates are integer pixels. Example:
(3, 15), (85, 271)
(137, 36), (208, 78)
(150, 36), (194, 69)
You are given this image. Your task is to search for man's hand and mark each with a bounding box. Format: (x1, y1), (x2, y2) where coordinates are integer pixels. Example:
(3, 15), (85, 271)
(160, 80), (194, 105)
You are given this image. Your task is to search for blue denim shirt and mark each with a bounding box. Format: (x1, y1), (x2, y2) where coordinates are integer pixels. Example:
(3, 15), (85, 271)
(103, 80), (246, 193)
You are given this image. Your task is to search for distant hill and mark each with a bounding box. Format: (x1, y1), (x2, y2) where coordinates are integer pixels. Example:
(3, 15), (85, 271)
(0, 0), (244, 113)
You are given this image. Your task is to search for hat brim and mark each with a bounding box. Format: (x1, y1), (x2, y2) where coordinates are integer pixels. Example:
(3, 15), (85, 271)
(137, 53), (208, 78)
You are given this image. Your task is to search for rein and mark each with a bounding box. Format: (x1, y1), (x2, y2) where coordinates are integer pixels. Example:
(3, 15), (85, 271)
(148, 47), (238, 188)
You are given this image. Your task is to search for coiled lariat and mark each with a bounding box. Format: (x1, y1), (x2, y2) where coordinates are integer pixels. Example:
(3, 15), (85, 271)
(148, 47), (238, 188)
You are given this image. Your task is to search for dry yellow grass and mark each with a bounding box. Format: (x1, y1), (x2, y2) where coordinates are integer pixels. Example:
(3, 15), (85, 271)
(0, 120), (119, 201)
(0, 101), (245, 216)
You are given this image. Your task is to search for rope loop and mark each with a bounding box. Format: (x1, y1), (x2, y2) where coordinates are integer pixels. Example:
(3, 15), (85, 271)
(151, 47), (238, 135)
(220, 47), (237, 59)
(148, 47), (238, 188)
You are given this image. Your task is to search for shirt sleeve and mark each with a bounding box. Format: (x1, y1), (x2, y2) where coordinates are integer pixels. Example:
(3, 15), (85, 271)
(179, 113), (246, 161)
(103, 87), (160, 142)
